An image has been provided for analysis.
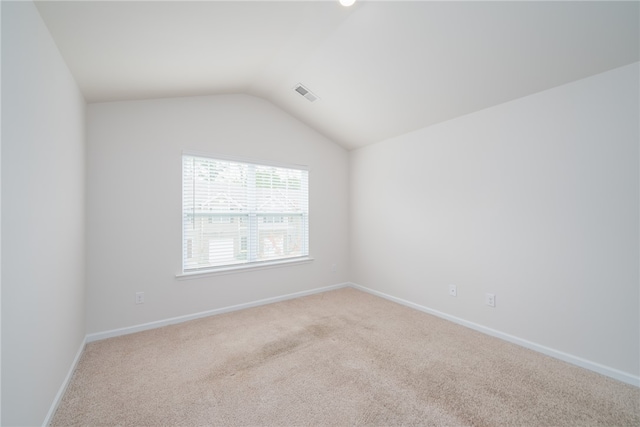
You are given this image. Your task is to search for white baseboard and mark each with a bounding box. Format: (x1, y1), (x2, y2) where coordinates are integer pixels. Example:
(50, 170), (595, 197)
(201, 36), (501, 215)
(348, 282), (640, 388)
(86, 282), (350, 343)
(43, 336), (86, 427)
(82, 280), (639, 388)
(46, 280), (638, 426)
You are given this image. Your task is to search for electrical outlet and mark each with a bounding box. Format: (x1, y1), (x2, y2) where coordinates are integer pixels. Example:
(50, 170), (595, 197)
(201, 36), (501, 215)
(485, 293), (495, 307)
(331, 263), (337, 273)
(449, 285), (457, 297)
(135, 292), (145, 305)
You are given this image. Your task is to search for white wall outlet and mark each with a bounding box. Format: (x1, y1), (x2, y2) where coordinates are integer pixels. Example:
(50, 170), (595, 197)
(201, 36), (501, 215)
(449, 284), (457, 297)
(135, 292), (145, 305)
(331, 263), (337, 272)
(485, 293), (495, 307)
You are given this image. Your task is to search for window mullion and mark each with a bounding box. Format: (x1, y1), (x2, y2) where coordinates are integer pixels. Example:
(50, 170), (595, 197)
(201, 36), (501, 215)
(247, 164), (258, 262)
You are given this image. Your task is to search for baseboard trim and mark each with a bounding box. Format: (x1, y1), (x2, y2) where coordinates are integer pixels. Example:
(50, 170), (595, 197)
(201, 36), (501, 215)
(42, 336), (86, 426)
(82, 281), (639, 387)
(86, 282), (350, 343)
(348, 282), (640, 388)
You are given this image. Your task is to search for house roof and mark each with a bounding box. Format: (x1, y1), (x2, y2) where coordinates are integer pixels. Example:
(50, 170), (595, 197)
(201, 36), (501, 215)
(34, 0), (639, 150)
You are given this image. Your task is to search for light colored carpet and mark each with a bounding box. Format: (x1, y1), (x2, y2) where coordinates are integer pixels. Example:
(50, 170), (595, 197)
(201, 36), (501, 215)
(52, 288), (639, 426)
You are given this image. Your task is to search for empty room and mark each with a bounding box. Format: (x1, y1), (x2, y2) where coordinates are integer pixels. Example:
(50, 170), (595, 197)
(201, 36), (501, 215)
(2, 0), (639, 425)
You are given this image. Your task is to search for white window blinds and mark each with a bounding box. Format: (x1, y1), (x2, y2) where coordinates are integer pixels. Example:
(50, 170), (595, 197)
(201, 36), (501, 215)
(182, 154), (309, 272)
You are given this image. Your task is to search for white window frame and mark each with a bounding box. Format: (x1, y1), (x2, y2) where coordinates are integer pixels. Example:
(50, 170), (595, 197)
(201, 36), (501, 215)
(177, 151), (312, 279)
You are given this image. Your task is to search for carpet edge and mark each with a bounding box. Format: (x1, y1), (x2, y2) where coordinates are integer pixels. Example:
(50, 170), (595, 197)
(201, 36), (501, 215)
(349, 282), (640, 388)
(85, 283), (350, 343)
(43, 336), (87, 427)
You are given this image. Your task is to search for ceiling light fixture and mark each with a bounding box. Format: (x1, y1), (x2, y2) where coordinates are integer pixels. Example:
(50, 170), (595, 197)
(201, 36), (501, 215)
(339, 0), (356, 7)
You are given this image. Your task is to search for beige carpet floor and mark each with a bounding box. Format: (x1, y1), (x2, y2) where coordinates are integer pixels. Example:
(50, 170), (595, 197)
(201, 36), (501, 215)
(52, 288), (639, 426)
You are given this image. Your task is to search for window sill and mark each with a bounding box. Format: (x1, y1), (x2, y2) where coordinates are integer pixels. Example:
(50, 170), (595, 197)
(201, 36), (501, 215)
(176, 257), (314, 280)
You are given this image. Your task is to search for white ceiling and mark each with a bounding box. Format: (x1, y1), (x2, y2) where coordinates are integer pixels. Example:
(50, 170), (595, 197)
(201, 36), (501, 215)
(35, 1), (639, 150)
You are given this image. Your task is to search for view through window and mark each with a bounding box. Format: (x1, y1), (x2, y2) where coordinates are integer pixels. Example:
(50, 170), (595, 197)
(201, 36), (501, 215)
(182, 154), (309, 272)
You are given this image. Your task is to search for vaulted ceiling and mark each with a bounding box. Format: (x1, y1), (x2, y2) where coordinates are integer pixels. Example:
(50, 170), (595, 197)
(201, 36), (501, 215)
(35, 1), (639, 150)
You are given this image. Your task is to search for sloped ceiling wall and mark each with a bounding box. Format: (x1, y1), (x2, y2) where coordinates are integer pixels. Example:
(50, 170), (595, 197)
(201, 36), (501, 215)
(36, 1), (639, 150)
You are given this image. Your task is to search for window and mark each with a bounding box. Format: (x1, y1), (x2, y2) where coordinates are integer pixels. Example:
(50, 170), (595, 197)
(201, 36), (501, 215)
(182, 154), (309, 273)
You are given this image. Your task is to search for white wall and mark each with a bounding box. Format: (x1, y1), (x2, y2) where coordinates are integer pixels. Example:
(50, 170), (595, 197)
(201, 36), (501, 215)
(1, 2), (87, 425)
(86, 95), (349, 334)
(350, 63), (639, 377)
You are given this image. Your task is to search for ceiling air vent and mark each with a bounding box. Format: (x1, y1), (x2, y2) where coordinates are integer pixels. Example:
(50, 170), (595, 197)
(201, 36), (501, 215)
(294, 83), (319, 103)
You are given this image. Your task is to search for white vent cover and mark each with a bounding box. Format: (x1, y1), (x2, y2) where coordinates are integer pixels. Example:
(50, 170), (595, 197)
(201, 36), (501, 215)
(294, 83), (319, 103)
